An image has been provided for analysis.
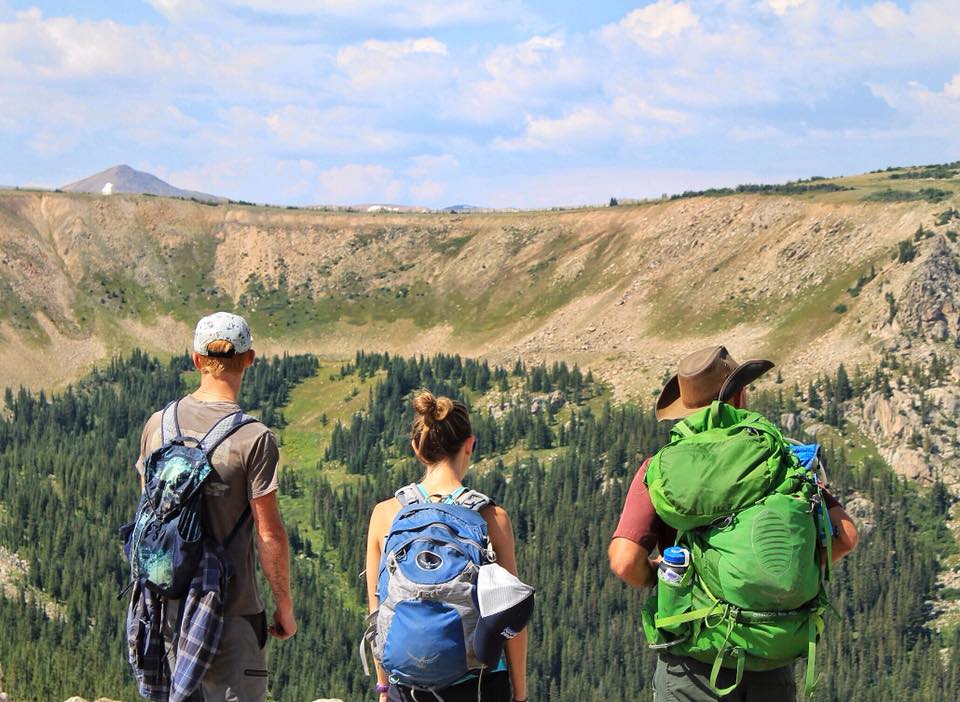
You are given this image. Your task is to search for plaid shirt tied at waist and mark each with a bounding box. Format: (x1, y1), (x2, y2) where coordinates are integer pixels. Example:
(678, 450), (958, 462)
(126, 544), (230, 702)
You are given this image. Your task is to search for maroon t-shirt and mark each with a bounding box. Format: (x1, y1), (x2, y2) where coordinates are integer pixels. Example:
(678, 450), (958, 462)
(612, 458), (841, 552)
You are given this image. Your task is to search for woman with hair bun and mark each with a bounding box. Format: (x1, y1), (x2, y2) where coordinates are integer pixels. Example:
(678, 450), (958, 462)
(365, 391), (529, 702)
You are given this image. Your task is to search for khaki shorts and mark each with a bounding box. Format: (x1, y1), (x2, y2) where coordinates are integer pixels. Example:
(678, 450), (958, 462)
(165, 602), (269, 702)
(653, 652), (796, 702)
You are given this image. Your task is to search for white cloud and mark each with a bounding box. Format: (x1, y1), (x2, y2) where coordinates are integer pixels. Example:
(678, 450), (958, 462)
(0, 10), (184, 78)
(408, 179), (446, 202)
(865, 1), (907, 29)
(615, 0), (699, 44)
(868, 77), (960, 132)
(260, 106), (408, 154)
(161, 158), (258, 196)
(944, 74), (960, 99)
(494, 107), (608, 152)
(405, 154), (459, 180)
(493, 94), (688, 152)
(147, 0), (204, 21)
(315, 163), (403, 204)
(403, 155), (458, 203)
(337, 37), (447, 65)
(454, 34), (588, 123)
(4, 0), (960, 207)
(471, 166), (763, 209)
(153, 0), (532, 29)
(483, 35), (564, 78)
(335, 37), (452, 94)
(611, 95), (687, 125)
(765, 0), (809, 16)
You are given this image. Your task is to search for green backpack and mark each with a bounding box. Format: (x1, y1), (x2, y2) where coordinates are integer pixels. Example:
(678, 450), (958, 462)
(641, 401), (833, 696)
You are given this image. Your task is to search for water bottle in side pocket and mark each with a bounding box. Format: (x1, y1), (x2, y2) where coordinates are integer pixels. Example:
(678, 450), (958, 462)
(657, 546), (691, 587)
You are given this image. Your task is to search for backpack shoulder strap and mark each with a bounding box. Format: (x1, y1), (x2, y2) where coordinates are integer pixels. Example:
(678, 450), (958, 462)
(222, 505), (252, 549)
(160, 399), (182, 444)
(200, 411), (261, 458)
(395, 483), (424, 506)
(455, 489), (493, 512)
(671, 420), (696, 439)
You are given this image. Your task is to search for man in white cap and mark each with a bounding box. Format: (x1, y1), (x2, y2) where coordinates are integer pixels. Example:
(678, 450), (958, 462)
(134, 312), (296, 701)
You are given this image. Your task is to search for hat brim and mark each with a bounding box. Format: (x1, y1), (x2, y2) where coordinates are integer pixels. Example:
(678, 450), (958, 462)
(655, 359), (775, 421)
(717, 359), (775, 402)
(655, 374), (702, 421)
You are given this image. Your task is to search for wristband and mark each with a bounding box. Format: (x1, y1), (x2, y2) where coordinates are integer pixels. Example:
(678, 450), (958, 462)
(375, 682), (389, 694)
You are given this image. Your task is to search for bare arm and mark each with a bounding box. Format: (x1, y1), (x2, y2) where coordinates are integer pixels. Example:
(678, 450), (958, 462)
(251, 491), (297, 639)
(366, 501), (392, 699)
(829, 504), (859, 562)
(608, 537), (657, 588)
(484, 506), (527, 701)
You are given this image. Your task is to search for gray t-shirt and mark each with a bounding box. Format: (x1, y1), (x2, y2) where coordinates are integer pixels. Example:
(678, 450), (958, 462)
(136, 394), (280, 616)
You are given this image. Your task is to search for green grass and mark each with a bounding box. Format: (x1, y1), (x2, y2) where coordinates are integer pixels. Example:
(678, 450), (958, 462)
(762, 255), (881, 359)
(277, 362), (382, 485)
(865, 188), (954, 204)
(429, 232), (475, 256)
(0, 277), (47, 343)
(805, 422), (884, 468)
(237, 226), (621, 344)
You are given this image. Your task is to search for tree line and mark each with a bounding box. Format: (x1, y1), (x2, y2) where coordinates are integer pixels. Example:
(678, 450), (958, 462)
(0, 350), (955, 700)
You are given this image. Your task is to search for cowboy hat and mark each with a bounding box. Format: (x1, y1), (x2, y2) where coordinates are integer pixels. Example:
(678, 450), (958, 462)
(655, 345), (774, 421)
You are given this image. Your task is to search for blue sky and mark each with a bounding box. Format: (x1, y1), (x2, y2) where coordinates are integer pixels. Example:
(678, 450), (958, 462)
(1, 0), (958, 207)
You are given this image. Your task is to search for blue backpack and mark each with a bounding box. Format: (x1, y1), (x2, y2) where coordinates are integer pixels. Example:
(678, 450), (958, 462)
(362, 484), (498, 691)
(121, 399), (259, 599)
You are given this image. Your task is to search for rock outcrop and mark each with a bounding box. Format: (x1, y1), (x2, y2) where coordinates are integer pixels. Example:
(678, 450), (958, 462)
(896, 236), (960, 343)
(852, 380), (960, 492)
(843, 493), (877, 537)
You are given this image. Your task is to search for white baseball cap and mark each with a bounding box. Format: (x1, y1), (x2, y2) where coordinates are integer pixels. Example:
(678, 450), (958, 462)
(193, 312), (253, 356)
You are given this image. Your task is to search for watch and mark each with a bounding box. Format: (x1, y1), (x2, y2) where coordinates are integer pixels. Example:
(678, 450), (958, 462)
(375, 682), (390, 694)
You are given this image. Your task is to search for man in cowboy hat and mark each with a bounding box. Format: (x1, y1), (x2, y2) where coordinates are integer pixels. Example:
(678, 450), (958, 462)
(608, 345), (858, 701)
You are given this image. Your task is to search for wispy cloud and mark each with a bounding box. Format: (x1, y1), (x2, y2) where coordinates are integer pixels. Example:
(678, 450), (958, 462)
(2, 1), (959, 207)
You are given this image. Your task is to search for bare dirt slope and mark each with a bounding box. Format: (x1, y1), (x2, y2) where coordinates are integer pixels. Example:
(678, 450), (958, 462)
(1, 178), (958, 397)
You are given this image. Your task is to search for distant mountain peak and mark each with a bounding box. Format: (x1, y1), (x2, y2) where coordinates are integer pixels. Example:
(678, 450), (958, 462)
(61, 164), (224, 203)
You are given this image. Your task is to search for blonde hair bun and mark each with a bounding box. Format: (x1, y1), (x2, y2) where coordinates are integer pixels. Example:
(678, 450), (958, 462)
(413, 390), (453, 426)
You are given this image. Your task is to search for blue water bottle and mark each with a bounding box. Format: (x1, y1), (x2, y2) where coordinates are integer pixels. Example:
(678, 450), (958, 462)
(657, 546), (691, 586)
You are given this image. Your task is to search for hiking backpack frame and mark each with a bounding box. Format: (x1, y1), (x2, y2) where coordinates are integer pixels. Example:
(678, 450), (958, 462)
(121, 399), (259, 599)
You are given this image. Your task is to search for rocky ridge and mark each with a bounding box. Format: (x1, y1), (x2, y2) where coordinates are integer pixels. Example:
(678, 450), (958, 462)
(1, 184), (960, 489)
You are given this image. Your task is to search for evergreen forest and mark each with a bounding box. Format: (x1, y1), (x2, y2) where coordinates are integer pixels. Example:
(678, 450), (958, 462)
(0, 350), (957, 701)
